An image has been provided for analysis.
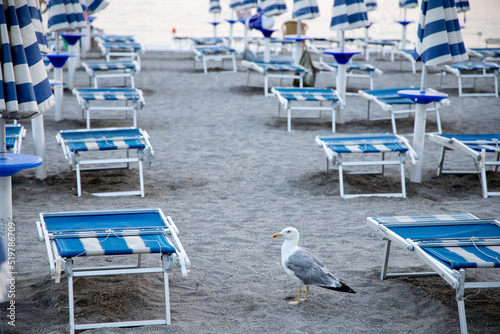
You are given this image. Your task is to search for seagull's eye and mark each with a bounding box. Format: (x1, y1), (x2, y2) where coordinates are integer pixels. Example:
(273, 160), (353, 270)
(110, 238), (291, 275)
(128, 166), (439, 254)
(286, 230), (291, 233)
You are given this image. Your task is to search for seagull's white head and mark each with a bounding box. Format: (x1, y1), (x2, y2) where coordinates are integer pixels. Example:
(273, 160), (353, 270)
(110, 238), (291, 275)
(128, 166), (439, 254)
(272, 227), (299, 242)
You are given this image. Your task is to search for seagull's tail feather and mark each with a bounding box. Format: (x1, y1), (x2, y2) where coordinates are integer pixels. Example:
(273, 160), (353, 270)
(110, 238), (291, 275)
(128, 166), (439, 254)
(321, 282), (356, 294)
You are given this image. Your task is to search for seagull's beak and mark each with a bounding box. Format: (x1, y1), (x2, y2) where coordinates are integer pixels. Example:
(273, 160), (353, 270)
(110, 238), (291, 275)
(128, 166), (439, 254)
(272, 232), (283, 239)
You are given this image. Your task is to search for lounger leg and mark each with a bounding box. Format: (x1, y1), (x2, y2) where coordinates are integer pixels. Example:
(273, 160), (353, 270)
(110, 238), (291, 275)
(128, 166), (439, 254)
(391, 113), (397, 134)
(480, 163), (488, 199)
(338, 164), (345, 198)
(458, 76), (463, 97)
(231, 55), (237, 73)
(381, 239), (392, 280)
(67, 261), (76, 334)
(456, 269), (468, 334)
(287, 106), (292, 132)
(246, 70), (251, 86)
(400, 157), (406, 198)
(331, 103), (336, 133)
(162, 255), (172, 325)
(203, 57), (208, 74)
(437, 148), (447, 176)
(76, 164), (82, 197)
(265, 75), (269, 97)
(139, 160), (145, 197)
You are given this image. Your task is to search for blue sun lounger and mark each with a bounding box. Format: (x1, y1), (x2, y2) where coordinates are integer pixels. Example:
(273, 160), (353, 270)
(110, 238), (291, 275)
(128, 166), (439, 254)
(439, 61), (499, 97)
(358, 87), (448, 134)
(56, 127), (154, 197)
(36, 208), (190, 334)
(367, 213), (500, 334)
(270, 87), (344, 132)
(82, 60), (139, 88)
(242, 60), (307, 97)
(314, 60), (383, 91)
(96, 35), (136, 43)
(193, 45), (237, 74)
(6, 124), (26, 153)
(98, 41), (144, 68)
(468, 48), (500, 63)
(73, 88), (145, 129)
(315, 133), (417, 198)
(428, 133), (500, 198)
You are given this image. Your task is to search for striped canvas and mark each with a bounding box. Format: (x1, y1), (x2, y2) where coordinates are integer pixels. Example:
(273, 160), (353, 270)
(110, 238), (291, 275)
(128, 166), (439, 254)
(253, 62), (306, 71)
(241, 0), (258, 9)
(317, 134), (410, 154)
(74, 88), (143, 101)
(439, 134), (500, 152)
(0, 0), (55, 119)
(293, 0), (320, 20)
(365, 0), (377, 11)
(413, 0), (468, 66)
(274, 88), (339, 101)
(455, 0), (470, 13)
(58, 127), (148, 152)
(209, 0), (221, 13)
(399, 0), (418, 9)
(330, 0), (369, 31)
(230, 0), (245, 10)
(449, 61), (499, 71)
(28, 0), (49, 53)
(81, 0), (109, 14)
(83, 60), (137, 71)
(47, 0), (86, 33)
(258, 0), (287, 17)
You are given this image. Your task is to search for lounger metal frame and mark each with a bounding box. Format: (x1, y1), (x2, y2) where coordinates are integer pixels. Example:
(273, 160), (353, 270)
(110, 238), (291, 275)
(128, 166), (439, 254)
(315, 133), (417, 198)
(314, 60), (383, 93)
(5, 124), (25, 153)
(439, 62), (499, 98)
(242, 60), (306, 97)
(428, 133), (500, 198)
(358, 87), (448, 134)
(73, 88), (145, 129)
(36, 208), (190, 334)
(271, 87), (344, 132)
(82, 60), (140, 88)
(56, 127), (154, 197)
(98, 41), (144, 68)
(367, 213), (500, 334)
(192, 45), (237, 74)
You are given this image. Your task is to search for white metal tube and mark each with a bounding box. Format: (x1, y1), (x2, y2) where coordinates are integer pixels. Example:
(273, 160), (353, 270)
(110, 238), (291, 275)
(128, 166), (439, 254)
(54, 67), (64, 122)
(31, 115), (47, 180)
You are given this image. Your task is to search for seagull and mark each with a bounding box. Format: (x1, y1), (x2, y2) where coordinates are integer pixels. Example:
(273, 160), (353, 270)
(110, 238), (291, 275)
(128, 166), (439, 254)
(272, 227), (356, 304)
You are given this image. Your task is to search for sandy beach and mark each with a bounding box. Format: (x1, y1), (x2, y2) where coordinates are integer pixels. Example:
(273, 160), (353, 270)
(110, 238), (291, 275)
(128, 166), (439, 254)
(2, 47), (500, 334)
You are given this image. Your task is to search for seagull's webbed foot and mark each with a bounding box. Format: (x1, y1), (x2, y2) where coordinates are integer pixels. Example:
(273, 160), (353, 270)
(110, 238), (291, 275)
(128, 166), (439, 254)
(288, 286), (309, 305)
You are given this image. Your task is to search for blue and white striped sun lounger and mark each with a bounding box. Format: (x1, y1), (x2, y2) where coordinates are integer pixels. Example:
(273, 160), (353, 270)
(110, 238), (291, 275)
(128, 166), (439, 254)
(98, 41), (144, 67)
(367, 213), (500, 334)
(96, 35), (136, 43)
(193, 45), (237, 74)
(36, 208), (190, 333)
(73, 88), (145, 129)
(190, 37), (226, 46)
(393, 49), (417, 74)
(56, 127), (154, 197)
(5, 124), (26, 153)
(241, 60), (307, 97)
(468, 48), (500, 63)
(358, 87), (448, 134)
(359, 39), (398, 62)
(270, 87), (344, 132)
(315, 133), (417, 198)
(314, 60), (383, 91)
(439, 61), (499, 97)
(82, 60), (140, 88)
(428, 133), (500, 198)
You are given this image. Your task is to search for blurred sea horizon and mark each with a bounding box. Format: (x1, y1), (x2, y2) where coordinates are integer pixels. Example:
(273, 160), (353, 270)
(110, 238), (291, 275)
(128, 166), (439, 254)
(57, 0), (499, 51)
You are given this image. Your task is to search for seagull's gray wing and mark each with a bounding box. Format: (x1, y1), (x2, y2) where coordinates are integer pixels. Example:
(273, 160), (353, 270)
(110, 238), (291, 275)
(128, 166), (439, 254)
(285, 248), (342, 288)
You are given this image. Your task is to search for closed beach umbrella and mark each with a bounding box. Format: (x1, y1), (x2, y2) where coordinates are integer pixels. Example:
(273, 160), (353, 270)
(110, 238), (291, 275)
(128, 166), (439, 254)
(256, 0), (287, 62)
(28, 0), (49, 54)
(209, 0), (221, 37)
(291, 0), (320, 63)
(408, 0), (467, 182)
(330, 0), (369, 110)
(455, 0), (469, 24)
(0, 0), (54, 273)
(398, 0), (418, 49)
(47, 0), (86, 33)
(365, 0), (377, 11)
(242, 0), (258, 9)
(81, 0), (109, 15)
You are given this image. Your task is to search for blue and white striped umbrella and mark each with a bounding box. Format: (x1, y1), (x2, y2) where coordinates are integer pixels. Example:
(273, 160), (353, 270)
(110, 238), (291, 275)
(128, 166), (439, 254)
(230, 0), (245, 10)
(0, 1), (55, 119)
(209, 0), (221, 13)
(409, 0), (467, 183)
(455, 0), (469, 13)
(293, 0), (320, 20)
(47, 0), (86, 33)
(366, 0), (377, 11)
(413, 0), (467, 67)
(399, 0), (418, 9)
(241, 0), (258, 9)
(81, 0), (109, 15)
(258, 0), (287, 17)
(28, 0), (49, 54)
(330, 0), (369, 32)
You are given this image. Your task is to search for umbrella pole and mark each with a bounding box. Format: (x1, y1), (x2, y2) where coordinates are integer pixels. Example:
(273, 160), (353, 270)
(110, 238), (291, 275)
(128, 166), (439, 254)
(54, 67), (64, 122)
(264, 37), (271, 62)
(0, 119), (5, 160)
(31, 115), (47, 180)
(294, 20), (302, 65)
(0, 119), (12, 243)
(411, 65), (428, 183)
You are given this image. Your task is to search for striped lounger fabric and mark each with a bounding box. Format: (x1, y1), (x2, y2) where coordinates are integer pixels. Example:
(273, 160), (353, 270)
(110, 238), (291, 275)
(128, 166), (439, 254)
(82, 60), (139, 88)
(440, 61), (499, 97)
(72, 88), (145, 129)
(37, 208), (190, 334)
(193, 45), (237, 74)
(358, 87), (447, 134)
(270, 87), (344, 132)
(367, 213), (500, 334)
(315, 133), (417, 198)
(96, 35), (136, 43)
(315, 61), (383, 91)
(5, 124), (25, 153)
(98, 41), (144, 67)
(428, 133), (500, 198)
(56, 127), (154, 197)
(242, 60), (307, 97)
